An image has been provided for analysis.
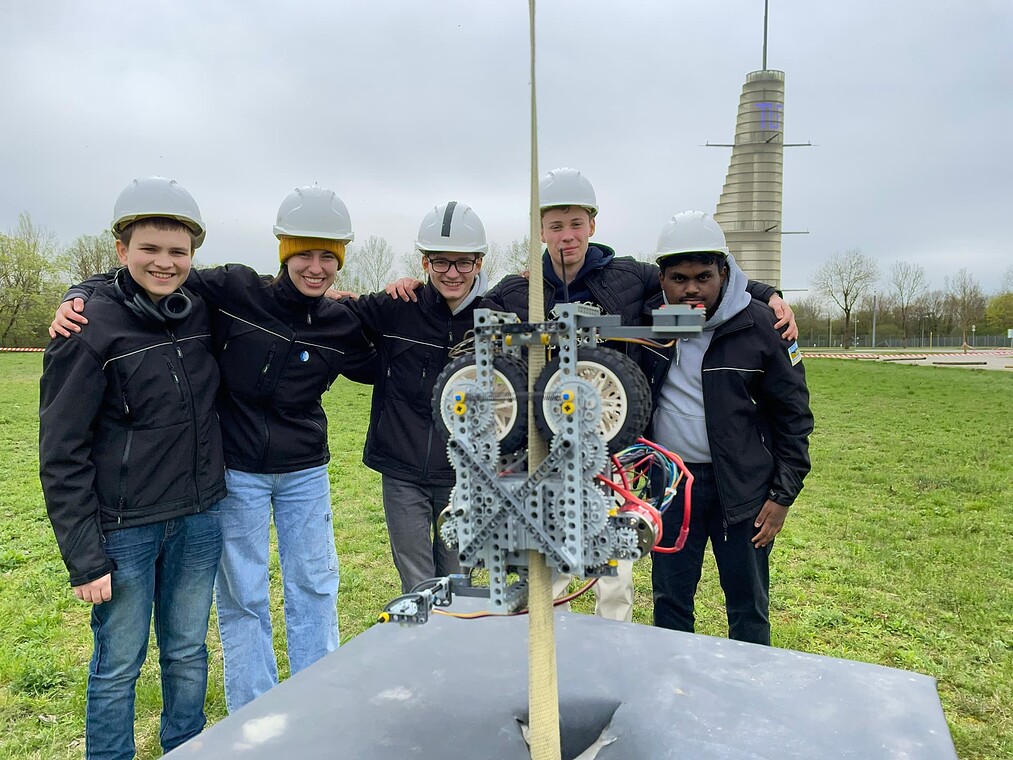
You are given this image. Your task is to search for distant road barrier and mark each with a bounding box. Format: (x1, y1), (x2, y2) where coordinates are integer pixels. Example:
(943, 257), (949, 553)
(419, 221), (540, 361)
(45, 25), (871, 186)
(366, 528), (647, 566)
(0, 347), (45, 352)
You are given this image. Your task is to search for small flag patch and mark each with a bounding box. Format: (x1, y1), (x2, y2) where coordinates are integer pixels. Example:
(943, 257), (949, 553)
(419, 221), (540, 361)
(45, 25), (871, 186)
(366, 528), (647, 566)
(787, 340), (802, 366)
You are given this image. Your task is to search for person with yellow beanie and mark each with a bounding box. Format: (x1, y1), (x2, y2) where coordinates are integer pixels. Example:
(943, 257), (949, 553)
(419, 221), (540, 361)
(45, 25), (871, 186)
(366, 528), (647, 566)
(52, 184), (377, 713)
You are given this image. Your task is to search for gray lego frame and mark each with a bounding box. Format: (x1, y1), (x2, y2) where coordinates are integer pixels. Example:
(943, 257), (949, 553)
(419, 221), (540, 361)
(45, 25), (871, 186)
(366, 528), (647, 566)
(385, 304), (704, 620)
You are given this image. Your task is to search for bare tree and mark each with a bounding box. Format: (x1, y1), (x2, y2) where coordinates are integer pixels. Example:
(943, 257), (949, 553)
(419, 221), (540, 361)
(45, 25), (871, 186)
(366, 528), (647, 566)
(337, 235), (397, 294)
(1000, 265), (1013, 295)
(789, 294), (829, 347)
(0, 213), (65, 346)
(481, 241), (506, 284)
(810, 248), (880, 349)
(889, 261), (927, 347)
(399, 249), (426, 282)
(507, 236), (532, 274)
(945, 268), (986, 345)
(915, 289), (951, 342)
(64, 230), (119, 283)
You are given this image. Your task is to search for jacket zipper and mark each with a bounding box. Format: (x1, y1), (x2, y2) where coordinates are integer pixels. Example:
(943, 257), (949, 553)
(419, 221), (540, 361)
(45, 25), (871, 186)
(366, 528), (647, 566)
(420, 356), (434, 479)
(166, 358), (185, 403)
(169, 334), (205, 512)
(116, 388), (134, 523)
(256, 338), (294, 471)
(260, 349), (276, 380)
(117, 431), (133, 524)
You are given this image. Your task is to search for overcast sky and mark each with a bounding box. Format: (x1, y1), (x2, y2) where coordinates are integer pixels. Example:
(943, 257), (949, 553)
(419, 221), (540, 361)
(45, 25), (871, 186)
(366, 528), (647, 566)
(2, 0), (1010, 293)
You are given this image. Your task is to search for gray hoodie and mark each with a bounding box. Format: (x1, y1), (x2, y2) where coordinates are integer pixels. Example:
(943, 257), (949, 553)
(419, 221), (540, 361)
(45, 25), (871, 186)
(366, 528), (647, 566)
(449, 268), (489, 315)
(651, 254), (753, 463)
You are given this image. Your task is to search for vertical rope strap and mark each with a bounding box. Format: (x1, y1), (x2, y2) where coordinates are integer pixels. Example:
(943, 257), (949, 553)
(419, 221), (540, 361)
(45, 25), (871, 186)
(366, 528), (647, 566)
(525, 1), (561, 758)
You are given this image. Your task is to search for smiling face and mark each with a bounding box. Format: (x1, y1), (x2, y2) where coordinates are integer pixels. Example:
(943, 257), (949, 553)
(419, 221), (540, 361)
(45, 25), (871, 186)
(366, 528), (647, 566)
(422, 251), (483, 310)
(540, 206), (595, 282)
(286, 249), (340, 297)
(658, 256), (728, 318)
(115, 223), (193, 303)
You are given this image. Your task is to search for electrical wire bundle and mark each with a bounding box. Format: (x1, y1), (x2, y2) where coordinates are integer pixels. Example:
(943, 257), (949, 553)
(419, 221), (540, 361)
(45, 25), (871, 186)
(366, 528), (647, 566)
(598, 437), (693, 554)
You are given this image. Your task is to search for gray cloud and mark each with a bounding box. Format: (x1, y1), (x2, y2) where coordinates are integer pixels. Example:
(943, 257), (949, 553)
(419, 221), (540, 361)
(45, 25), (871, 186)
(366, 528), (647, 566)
(1, 0), (1010, 290)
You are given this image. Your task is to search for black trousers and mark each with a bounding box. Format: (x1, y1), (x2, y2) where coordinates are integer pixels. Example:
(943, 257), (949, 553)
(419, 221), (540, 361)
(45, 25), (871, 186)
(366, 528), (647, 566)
(651, 463), (772, 645)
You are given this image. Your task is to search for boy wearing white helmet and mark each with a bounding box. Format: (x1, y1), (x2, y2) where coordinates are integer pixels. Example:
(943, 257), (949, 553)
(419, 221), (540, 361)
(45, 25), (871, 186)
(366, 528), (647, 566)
(51, 184), (376, 714)
(483, 168), (796, 622)
(40, 177), (226, 758)
(344, 201), (491, 593)
(640, 211), (813, 646)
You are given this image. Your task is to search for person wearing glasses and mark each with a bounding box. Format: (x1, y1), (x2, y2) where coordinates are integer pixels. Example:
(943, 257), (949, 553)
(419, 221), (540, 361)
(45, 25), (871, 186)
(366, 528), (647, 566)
(344, 201), (490, 593)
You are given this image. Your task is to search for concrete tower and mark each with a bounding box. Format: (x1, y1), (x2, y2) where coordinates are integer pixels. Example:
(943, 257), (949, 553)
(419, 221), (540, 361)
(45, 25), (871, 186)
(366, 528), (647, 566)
(713, 70), (786, 287)
(712, 1), (802, 288)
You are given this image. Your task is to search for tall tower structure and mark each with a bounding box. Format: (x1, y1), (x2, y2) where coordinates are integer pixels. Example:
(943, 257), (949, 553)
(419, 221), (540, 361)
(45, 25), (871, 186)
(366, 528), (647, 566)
(711, 1), (804, 288)
(713, 69), (785, 287)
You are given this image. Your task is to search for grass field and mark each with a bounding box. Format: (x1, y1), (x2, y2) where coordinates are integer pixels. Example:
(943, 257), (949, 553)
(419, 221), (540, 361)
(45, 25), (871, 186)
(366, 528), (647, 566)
(1, 353), (1010, 759)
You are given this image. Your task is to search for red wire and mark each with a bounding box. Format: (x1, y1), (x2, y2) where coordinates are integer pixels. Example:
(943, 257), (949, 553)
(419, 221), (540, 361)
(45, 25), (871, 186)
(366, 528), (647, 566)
(635, 437), (693, 554)
(610, 454), (629, 491)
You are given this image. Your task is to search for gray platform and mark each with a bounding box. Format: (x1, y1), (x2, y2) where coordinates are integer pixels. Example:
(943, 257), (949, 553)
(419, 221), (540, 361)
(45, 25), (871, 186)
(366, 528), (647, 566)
(168, 611), (956, 759)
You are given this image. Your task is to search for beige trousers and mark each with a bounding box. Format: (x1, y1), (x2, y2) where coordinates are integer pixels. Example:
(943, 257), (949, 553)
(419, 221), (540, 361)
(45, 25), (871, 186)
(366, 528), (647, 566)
(551, 559), (635, 623)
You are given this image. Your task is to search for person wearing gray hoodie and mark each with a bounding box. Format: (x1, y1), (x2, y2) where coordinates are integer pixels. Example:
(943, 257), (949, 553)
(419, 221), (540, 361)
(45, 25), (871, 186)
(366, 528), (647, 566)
(639, 212), (813, 645)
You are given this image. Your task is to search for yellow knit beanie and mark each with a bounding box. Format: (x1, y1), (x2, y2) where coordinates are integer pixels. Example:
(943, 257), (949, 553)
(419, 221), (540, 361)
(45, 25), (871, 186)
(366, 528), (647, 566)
(278, 237), (346, 269)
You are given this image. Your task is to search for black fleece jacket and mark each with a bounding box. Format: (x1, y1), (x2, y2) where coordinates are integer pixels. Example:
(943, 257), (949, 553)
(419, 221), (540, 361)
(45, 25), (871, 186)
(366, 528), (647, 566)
(348, 282), (485, 486)
(40, 275), (226, 586)
(639, 292), (813, 524)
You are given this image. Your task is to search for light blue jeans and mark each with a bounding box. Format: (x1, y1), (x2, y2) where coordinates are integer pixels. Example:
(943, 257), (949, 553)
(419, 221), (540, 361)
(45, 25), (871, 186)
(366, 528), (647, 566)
(213, 466), (340, 713)
(86, 508), (221, 760)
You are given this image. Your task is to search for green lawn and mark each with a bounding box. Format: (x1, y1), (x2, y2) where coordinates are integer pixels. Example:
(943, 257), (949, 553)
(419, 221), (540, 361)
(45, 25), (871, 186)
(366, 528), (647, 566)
(1, 354), (1010, 759)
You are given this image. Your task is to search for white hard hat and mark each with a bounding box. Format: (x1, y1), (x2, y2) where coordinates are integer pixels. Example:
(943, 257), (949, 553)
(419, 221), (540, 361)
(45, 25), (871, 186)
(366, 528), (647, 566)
(416, 201), (488, 254)
(539, 167), (598, 217)
(273, 185), (354, 242)
(111, 176), (206, 248)
(655, 211), (729, 262)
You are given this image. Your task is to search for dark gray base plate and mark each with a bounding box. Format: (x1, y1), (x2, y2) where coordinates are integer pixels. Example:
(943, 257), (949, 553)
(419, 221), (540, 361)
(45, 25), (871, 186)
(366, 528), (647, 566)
(167, 611), (956, 759)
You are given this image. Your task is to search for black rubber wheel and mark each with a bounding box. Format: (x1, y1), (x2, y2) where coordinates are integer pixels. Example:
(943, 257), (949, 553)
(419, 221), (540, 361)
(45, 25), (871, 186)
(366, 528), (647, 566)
(431, 354), (528, 454)
(533, 347), (652, 453)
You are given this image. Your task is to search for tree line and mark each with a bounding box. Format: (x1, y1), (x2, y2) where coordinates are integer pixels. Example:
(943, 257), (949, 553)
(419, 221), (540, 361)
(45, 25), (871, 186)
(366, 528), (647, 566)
(803, 249), (1012, 349)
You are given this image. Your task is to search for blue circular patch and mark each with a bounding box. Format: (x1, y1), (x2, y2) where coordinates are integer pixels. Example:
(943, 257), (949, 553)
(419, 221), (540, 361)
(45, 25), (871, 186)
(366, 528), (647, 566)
(299, 350), (310, 362)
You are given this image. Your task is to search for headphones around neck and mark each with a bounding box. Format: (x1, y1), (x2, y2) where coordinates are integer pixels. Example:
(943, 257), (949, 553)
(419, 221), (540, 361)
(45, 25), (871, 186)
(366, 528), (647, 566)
(113, 268), (192, 325)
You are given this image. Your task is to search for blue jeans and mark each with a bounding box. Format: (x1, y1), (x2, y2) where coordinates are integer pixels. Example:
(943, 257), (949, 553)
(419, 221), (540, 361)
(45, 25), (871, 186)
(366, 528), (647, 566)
(214, 466), (340, 713)
(651, 464), (773, 645)
(380, 475), (460, 593)
(86, 508), (222, 760)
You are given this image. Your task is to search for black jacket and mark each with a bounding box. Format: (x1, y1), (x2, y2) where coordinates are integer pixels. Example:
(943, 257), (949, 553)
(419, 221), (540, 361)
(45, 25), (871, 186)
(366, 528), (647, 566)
(40, 278), (226, 587)
(191, 266), (375, 473)
(67, 265), (376, 474)
(348, 282), (483, 486)
(484, 246), (778, 327)
(639, 294), (813, 525)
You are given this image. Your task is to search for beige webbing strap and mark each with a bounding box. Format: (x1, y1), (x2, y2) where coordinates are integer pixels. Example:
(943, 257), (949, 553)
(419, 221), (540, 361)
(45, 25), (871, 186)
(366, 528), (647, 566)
(525, 1), (561, 758)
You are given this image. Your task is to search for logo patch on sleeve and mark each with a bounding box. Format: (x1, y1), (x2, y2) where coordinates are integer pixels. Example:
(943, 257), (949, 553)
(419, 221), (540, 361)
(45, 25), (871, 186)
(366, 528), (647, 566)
(787, 340), (802, 366)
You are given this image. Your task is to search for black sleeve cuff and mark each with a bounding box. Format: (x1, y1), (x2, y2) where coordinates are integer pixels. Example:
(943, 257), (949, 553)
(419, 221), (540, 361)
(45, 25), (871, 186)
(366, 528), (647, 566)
(68, 558), (116, 588)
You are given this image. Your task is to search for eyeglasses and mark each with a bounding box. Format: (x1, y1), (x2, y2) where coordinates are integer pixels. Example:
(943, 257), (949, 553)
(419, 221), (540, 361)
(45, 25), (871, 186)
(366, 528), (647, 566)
(427, 257), (478, 273)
